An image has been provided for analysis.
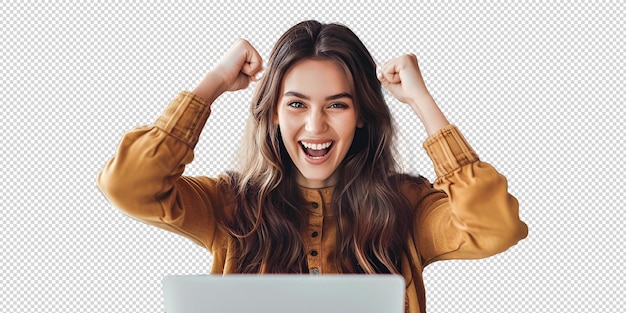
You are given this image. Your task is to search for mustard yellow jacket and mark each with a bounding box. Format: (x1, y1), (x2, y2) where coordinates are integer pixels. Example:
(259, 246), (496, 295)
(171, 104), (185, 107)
(97, 91), (528, 313)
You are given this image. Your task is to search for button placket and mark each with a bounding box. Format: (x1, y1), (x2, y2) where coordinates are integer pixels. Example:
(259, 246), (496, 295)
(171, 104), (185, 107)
(304, 191), (324, 275)
(306, 215), (322, 274)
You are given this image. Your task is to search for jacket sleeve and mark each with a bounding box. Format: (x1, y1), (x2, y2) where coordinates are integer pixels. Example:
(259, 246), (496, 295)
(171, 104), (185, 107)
(97, 91), (230, 251)
(410, 125), (528, 266)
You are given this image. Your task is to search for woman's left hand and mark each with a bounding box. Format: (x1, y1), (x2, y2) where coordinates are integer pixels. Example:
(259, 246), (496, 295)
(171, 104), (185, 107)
(378, 54), (432, 107)
(378, 54), (450, 135)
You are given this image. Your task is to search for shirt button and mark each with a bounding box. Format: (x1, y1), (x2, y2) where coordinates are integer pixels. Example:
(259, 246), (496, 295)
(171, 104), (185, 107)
(311, 268), (319, 275)
(311, 231), (319, 238)
(311, 202), (319, 209)
(310, 250), (318, 256)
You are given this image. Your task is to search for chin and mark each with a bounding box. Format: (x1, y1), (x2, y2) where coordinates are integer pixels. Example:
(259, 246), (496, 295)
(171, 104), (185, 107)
(296, 170), (338, 188)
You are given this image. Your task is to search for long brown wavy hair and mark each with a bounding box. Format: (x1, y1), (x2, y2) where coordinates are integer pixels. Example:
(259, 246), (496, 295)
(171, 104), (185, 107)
(220, 20), (416, 274)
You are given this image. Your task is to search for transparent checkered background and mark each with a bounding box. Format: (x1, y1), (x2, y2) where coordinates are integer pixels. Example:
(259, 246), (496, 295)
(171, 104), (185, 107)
(2, 1), (624, 312)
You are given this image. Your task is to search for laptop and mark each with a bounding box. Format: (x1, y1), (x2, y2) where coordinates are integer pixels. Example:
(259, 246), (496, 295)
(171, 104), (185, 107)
(163, 274), (405, 313)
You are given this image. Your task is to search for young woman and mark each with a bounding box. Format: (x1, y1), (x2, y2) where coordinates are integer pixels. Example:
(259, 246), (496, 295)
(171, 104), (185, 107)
(98, 20), (527, 313)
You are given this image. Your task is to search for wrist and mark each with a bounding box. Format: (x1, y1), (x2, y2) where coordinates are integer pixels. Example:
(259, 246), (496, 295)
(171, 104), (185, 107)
(407, 94), (450, 136)
(192, 71), (228, 104)
(407, 93), (436, 113)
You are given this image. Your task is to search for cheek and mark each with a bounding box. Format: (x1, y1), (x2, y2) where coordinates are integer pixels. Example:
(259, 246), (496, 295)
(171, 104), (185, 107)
(334, 115), (359, 137)
(278, 113), (300, 135)
(277, 122), (299, 155)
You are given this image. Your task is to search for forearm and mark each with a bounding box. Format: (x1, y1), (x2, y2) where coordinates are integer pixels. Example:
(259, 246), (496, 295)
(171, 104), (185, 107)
(407, 94), (450, 136)
(192, 71), (228, 105)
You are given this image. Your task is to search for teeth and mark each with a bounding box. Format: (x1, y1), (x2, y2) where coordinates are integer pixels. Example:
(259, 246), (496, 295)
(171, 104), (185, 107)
(301, 141), (332, 150)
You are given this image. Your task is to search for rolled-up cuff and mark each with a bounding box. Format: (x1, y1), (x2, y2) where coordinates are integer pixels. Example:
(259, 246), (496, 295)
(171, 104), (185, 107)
(423, 124), (479, 177)
(154, 91), (211, 149)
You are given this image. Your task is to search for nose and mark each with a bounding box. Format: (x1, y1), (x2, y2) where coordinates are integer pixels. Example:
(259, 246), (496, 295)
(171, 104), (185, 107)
(304, 109), (328, 134)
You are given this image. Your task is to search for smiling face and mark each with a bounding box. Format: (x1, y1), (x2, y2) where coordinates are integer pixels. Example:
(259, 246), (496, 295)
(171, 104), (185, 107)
(274, 59), (362, 188)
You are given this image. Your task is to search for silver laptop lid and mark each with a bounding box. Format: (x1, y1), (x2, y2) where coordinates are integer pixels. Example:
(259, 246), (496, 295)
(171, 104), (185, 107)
(163, 274), (405, 313)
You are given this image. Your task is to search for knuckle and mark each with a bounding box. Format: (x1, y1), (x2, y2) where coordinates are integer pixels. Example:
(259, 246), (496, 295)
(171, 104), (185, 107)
(235, 38), (249, 47)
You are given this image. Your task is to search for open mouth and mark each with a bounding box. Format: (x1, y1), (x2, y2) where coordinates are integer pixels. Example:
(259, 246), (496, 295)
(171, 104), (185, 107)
(300, 141), (333, 159)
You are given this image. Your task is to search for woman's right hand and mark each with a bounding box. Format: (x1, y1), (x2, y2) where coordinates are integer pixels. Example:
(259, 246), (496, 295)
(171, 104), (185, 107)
(193, 39), (264, 100)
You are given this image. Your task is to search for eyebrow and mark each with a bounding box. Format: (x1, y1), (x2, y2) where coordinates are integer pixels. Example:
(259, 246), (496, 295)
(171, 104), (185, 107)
(283, 91), (353, 101)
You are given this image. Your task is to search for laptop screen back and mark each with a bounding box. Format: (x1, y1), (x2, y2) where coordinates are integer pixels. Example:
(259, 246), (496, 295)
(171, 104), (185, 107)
(163, 274), (405, 313)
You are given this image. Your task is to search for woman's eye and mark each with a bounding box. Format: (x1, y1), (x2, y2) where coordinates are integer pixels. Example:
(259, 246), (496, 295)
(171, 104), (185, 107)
(288, 101), (305, 108)
(329, 103), (348, 109)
